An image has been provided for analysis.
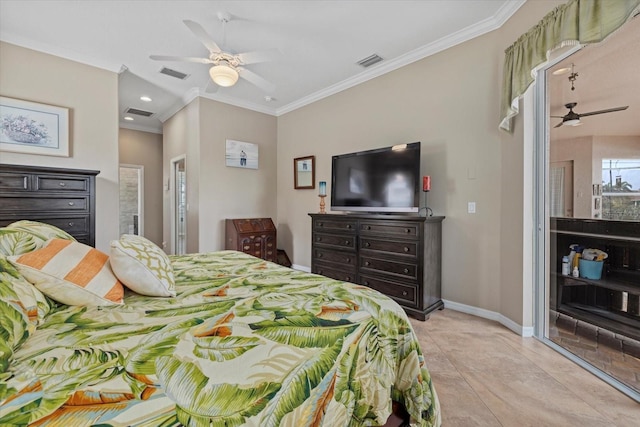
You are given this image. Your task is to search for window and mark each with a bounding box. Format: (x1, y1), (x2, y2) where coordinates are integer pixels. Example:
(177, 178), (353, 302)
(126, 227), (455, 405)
(602, 159), (640, 221)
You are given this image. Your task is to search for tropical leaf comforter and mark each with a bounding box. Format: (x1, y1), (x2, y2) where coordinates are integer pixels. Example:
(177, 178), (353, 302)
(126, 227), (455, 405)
(1, 250), (440, 426)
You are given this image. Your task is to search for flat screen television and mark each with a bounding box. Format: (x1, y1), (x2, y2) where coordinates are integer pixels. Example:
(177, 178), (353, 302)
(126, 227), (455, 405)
(330, 142), (421, 213)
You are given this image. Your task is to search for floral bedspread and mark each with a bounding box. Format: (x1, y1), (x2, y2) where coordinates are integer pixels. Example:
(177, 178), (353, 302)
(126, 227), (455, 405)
(1, 250), (440, 426)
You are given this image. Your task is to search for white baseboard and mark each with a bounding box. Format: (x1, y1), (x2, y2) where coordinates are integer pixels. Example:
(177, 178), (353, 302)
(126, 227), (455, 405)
(292, 264), (311, 273)
(442, 299), (534, 337)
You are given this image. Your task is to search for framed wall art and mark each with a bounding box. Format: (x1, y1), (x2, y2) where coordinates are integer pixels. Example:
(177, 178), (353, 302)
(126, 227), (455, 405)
(225, 139), (258, 169)
(294, 155), (315, 189)
(0, 96), (70, 157)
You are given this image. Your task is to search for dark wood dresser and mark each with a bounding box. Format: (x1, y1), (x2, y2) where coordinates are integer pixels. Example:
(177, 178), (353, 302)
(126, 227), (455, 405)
(0, 164), (99, 246)
(309, 213), (445, 320)
(225, 218), (277, 262)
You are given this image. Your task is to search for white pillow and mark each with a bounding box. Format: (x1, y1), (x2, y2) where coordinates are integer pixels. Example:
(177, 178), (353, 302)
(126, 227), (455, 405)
(9, 239), (124, 306)
(110, 235), (176, 297)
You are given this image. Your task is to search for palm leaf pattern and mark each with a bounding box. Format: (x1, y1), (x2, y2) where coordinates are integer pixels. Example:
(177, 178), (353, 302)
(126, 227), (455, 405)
(0, 250), (440, 426)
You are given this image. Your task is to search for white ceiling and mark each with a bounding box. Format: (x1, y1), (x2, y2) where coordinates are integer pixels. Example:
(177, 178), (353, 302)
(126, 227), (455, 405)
(0, 0), (525, 133)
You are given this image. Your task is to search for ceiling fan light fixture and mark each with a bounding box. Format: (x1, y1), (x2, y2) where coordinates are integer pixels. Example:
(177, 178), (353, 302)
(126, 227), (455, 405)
(565, 118), (581, 126)
(209, 64), (239, 87)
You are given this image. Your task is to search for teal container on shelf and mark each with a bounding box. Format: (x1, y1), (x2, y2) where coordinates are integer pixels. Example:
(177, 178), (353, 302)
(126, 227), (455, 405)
(579, 259), (604, 280)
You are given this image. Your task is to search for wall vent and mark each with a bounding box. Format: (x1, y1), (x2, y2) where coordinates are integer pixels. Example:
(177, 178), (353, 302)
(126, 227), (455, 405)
(125, 108), (154, 117)
(357, 54), (383, 68)
(159, 67), (189, 80)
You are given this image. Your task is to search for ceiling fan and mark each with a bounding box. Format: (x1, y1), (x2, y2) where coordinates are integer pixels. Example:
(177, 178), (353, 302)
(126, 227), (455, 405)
(551, 102), (629, 128)
(150, 13), (280, 93)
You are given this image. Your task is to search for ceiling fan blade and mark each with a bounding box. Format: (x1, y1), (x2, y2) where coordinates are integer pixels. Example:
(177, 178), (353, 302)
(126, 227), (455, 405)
(237, 48), (282, 65)
(579, 106), (628, 117)
(149, 55), (213, 64)
(550, 115), (565, 118)
(554, 121), (564, 128)
(183, 19), (222, 54)
(237, 67), (275, 93)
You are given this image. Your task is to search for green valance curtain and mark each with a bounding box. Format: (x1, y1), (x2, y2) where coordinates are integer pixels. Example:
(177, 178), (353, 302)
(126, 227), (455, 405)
(500, 0), (640, 132)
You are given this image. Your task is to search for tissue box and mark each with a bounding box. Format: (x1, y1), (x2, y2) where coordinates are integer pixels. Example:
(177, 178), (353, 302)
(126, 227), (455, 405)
(579, 259), (604, 280)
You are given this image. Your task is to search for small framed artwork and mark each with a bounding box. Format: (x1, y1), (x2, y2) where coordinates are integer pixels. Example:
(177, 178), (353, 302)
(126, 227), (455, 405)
(225, 139), (258, 169)
(0, 96), (70, 157)
(294, 155), (315, 189)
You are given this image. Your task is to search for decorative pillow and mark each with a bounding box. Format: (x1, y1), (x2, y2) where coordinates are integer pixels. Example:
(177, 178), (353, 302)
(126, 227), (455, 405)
(8, 239), (124, 306)
(6, 219), (76, 247)
(110, 234), (176, 297)
(0, 256), (51, 325)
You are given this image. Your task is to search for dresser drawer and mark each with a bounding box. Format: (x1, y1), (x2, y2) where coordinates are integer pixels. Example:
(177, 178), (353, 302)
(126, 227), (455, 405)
(41, 216), (90, 234)
(0, 172), (30, 191)
(360, 274), (418, 308)
(313, 248), (356, 266)
(314, 218), (357, 234)
(313, 261), (356, 283)
(0, 196), (89, 212)
(360, 221), (419, 238)
(360, 237), (418, 258)
(36, 175), (90, 192)
(360, 255), (418, 280)
(313, 233), (356, 250)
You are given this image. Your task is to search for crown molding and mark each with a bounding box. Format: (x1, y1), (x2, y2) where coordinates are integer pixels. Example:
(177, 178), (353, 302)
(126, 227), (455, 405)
(197, 90), (277, 116)
(276, 0), (526, 116)
(119, 122), (163, 134)
(0, 34), (123, 73)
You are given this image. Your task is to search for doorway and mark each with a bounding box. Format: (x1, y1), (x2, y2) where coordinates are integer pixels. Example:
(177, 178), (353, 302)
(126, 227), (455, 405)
(171, 156), (187, 255)
(119, 165), (144, 237)
(534, 20), (640, 401)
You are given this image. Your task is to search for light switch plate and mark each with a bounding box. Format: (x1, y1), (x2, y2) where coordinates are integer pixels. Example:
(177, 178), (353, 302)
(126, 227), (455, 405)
(468, 202), (476, 213)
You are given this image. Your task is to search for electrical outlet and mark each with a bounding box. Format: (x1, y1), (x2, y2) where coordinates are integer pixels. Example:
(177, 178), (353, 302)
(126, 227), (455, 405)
(468, 202), (476, 214)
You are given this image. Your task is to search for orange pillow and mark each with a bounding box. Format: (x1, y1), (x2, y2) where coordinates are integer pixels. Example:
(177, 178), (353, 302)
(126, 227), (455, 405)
(9, 239), (124, 306)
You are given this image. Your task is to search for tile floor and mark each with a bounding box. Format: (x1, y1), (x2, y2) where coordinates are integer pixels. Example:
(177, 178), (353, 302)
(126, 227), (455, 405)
(409, 309), (640, 426)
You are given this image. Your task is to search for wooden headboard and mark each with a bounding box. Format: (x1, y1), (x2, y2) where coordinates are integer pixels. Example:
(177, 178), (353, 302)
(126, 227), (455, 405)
(0, 164), (99, 246)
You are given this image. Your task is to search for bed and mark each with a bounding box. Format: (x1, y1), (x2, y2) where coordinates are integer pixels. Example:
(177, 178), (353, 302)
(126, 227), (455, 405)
(0, 221), (441, 426)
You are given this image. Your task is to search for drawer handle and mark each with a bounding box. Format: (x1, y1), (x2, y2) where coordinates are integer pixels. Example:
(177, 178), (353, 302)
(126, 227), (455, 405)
(318, 269), (323, 274)
(364, 281), (369, 286)
(365, 225), (371, 230)
(403, 268), (409, 274)
(404, 247), (410, 252)
(318, 253), (323, 258)
(364, 242), (370, 247)
(344, 240), (350, 245)
(345, 257), (350, 263)
(365, 261), (370, 267)
(402, 291), (408, 296)
(318, 222), (323, 226)
(316, 237), (321, 242)
(68, 222), (74, 227)
(68, 202), (75, 206)
(346, 224), (352, 229)
(345, 276), (351, 281)
(405, 228), (411, 233)
(59, 182), (66, 187)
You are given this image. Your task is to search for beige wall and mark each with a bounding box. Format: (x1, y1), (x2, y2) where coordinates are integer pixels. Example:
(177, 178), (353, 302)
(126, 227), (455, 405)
(118, 128), (163, 245)
(163, 99), (200, 254)
(278, 0), (565, 327)
(163, 97), (277, 254)
(0, 42), (119, 252)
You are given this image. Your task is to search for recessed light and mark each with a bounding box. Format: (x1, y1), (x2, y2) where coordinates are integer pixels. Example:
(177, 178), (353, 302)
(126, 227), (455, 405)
(552, 67), (571, 76)
(140, 96), (152, 102)
(124, 116), (134, 121)
(264, 96), (276, 102)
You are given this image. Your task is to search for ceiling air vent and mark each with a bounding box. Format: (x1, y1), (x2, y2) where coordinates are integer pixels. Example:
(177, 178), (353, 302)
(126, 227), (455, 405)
(357, 54), (383, 68)
(159, 66), (189, 80)
(125, 108), (154, 117)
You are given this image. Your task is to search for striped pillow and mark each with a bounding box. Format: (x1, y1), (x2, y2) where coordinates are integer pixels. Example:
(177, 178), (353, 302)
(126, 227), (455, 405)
(8, 239), (124, 306)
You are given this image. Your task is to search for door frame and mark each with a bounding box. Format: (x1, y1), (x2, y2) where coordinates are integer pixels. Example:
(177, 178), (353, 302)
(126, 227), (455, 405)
(170, 155), (186, 255)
